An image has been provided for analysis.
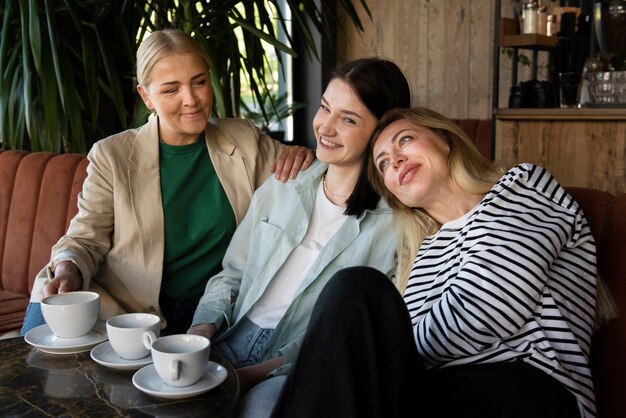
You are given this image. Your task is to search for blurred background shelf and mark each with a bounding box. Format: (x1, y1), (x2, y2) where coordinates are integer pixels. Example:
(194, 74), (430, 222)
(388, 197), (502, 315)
(499, 17), (558, 49)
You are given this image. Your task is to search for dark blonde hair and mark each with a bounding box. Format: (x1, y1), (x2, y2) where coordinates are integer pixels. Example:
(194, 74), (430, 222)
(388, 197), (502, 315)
(136, 29), (211, 88)
(367, 107), (505, 290)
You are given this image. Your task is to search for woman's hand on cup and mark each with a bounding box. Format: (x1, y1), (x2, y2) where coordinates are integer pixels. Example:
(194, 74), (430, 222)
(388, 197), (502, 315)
(187, 323), (217, 339)
(271, 146), (315, 182)
(42, 261), (82, 298)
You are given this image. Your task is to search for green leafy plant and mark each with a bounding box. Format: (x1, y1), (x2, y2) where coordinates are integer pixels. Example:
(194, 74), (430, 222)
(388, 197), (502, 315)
(241, 91), (306, 133)
(502, 47), (532, 67)
(0, 0), (371, 153)
(0, 1), (138, 153)
(501, 47), (549, 79)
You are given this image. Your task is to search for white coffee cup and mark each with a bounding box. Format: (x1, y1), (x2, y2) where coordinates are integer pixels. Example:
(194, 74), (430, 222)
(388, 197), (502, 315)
(143, 332), (210, 387)
(106, 313), (161, 360)
(41, 291), (100, 338)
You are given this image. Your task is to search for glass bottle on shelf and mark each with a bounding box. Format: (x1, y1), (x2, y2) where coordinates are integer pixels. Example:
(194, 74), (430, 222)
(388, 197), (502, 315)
(547, 15), (557, 36)
(522, 2), (539, 34)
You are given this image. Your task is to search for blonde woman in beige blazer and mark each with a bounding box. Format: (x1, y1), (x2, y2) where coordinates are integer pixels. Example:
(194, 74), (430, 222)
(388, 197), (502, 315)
(21, 29), (313, 336)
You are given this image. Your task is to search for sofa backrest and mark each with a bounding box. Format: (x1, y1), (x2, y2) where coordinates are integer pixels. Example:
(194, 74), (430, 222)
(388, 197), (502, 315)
(567, 187), (626, 418)
(0, 151), (88, 295)
(451, 119), (493, 160)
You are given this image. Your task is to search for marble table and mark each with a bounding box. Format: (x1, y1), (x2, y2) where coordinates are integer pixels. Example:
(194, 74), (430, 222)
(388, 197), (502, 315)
(0, 336), (239, 417)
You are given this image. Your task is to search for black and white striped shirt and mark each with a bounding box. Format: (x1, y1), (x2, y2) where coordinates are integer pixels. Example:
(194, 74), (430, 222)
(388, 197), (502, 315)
(405, 164), (597, 418)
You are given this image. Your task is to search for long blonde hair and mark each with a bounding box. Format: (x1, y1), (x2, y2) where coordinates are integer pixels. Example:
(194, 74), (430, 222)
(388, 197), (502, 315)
(367, 107), (505, 292)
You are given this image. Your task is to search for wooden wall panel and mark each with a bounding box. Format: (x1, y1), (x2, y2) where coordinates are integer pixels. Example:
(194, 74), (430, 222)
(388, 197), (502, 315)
(414, 1), (429, 103)
(441, 0), (468, 117)
(469, 1), (493, 118)
(496, 117), (626, 194)
(425, 1), (446, 112)
(336, 1), (551, 119)
(337, 0), (493, 119)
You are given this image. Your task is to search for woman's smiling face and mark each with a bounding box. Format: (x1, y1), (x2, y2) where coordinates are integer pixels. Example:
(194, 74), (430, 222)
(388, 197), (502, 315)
(372, 119), (451, 208)
(137, 52), (213, 145)
(312, 78), (377, 171)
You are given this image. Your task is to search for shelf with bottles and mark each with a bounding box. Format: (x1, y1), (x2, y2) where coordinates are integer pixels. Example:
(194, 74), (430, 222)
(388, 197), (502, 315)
(499, 17), (558, 50)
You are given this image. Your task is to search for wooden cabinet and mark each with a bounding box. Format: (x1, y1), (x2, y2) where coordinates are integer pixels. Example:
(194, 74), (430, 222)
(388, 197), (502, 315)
(495, 108), (626, 194)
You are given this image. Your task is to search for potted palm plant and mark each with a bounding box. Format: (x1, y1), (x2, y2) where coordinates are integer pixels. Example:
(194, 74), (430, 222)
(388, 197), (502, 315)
(0, 0), (370, 153)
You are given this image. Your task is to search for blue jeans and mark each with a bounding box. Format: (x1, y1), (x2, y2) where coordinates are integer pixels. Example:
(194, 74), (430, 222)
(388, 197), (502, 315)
(20, 302), (45, 336)
(214, 317), (278, 418)
(214, 316), (274, 369)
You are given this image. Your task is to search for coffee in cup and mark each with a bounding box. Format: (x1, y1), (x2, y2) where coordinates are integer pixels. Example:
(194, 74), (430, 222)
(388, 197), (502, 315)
(143, 332), (210, 387)
(106, 313), (161, 360)
(41, 291), (100, 338)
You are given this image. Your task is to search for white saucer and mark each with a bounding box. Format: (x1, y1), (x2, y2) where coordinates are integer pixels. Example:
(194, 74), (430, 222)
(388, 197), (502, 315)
(132, 361), (227, 400)
(90, 341), (153, 370)
(24, 324), (108, 355)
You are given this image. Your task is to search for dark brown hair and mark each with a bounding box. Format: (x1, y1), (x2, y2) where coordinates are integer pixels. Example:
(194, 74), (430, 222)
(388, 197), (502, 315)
(331, 58), (411, 217)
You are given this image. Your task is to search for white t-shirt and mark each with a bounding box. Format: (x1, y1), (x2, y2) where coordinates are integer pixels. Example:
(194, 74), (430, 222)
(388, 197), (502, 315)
(247, 181), (347, 329)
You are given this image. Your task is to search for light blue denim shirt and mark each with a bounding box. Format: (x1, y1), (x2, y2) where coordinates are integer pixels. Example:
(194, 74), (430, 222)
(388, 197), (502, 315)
(192, 160), (397, 373)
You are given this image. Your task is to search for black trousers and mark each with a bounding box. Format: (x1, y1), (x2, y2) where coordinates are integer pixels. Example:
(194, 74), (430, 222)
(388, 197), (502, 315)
(271, 266), (580, 418)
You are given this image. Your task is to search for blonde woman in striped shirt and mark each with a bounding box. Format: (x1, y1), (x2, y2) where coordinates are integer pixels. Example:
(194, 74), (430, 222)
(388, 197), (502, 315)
(272, 107), (613, 418)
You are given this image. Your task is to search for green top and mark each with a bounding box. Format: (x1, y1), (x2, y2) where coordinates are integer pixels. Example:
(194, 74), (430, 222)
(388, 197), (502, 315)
(159, 137), (236, 301)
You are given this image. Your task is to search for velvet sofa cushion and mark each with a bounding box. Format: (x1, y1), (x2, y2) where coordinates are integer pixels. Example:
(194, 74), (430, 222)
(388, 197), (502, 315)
(593, 193), (626, 418)
(567, 187), (625, 418)
(451, 119), (493, 160)
(0, 151), (87, 333)
(0, 290), (29, 334)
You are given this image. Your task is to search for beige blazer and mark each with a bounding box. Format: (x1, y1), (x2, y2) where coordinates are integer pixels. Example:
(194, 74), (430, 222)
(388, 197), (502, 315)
(31, 115), (284, 323)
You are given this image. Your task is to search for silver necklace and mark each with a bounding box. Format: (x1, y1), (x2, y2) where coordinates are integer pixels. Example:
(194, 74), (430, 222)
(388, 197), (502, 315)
(323, 175), (350, 199)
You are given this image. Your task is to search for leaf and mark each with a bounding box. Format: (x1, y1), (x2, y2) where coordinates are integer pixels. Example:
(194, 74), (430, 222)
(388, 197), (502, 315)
(195, 35), (228, 118)
(28, 0), (42, 73)
(58, 53), (86, 154)
(0, 0), (15, 84)
(39, 41), (61, 152)
(285, 0), (320, 60)
(336, 0), (370, 31)
(43, 0), (66, 110)
(8, 58), (26, 150)
(0, 49), (20, 148)
(18, 0), (36, 143)
(228, 14), (295, 56)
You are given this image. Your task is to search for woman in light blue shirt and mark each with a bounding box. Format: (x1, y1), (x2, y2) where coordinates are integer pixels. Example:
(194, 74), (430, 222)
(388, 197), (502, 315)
(189, 57), (411, 417)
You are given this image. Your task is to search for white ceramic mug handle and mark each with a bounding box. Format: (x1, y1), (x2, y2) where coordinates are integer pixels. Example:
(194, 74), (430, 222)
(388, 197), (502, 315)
(142, 331), (157, 350)
(170, 359), (181, 381)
